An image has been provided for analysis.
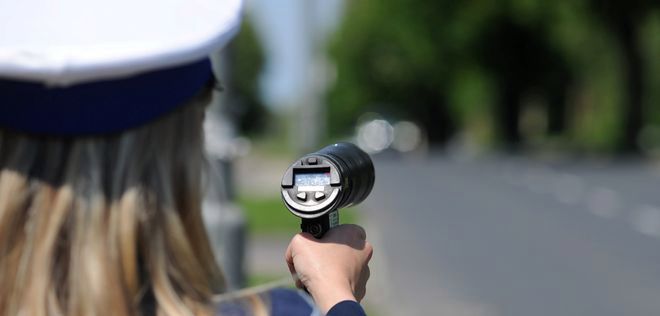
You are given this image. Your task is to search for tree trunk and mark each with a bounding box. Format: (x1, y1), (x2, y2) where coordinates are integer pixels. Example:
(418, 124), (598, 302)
(616, 16), (644, 153)
(497, 83), (522, 149)
(416, 86), (455, 145)
(547, 90), (567, 135)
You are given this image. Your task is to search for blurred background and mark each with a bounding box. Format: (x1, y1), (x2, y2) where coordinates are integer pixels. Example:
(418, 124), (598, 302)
(202, 0), (660, 315)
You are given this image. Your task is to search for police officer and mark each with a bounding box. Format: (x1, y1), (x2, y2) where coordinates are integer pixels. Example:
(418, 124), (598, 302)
(0, 0), (371, 315)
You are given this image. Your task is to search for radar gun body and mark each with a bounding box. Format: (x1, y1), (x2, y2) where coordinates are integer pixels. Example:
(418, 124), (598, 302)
(281, 143), (375, 238)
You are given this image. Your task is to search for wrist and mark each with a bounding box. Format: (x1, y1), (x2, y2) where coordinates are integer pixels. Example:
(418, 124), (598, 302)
(307, 280), (357, 314)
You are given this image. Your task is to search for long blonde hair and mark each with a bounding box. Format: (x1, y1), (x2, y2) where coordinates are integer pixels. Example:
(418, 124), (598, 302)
(0, 91), (226, 315)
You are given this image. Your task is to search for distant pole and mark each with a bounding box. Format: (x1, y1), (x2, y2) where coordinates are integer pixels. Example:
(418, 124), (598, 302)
(203, 48), (246, 290)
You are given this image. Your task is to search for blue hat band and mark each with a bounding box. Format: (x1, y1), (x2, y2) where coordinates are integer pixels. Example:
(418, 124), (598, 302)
(0, 59), (212, 136)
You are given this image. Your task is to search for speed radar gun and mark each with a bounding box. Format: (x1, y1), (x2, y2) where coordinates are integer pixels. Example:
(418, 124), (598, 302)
(281, 143), (375, 238)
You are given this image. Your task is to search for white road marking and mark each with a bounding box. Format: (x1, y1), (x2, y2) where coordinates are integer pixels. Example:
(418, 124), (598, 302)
(585, 187), (621, 219)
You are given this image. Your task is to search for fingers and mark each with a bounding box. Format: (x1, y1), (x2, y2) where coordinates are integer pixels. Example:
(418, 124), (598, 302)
(321, 224), (367, 252)
(365, 241), (374, 262)
(288, 264), (304, 289)
(348, 224), (367, 240)
(284, 237), (294, 266)
(284, 225), (373, 302)
(285, 234), (304, 289)
(285, 232), (313, 263)
(355, 265), (370, 302)
(331, 224), (366, 240)
(297, 231), (316, 241)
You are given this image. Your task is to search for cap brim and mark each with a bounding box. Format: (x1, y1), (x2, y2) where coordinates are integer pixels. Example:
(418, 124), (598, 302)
(0, 0), (243, 86)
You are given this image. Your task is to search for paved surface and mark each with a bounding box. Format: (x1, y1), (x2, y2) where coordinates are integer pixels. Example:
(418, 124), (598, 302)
(362, 154), (660, 316)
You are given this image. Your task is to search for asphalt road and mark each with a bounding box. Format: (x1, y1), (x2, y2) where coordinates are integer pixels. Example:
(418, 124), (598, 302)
(362, 154), (660, 316)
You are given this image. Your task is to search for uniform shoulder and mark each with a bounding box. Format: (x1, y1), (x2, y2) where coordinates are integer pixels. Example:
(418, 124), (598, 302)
(269, 288), (320, 316)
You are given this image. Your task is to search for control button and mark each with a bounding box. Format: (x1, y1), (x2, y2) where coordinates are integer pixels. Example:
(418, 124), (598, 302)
(314, 192), (325, 200)
(306, 157), (318, 165)
(296, 192), (307, 201)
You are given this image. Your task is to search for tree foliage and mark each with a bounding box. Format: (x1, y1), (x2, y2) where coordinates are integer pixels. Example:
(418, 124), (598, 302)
(326, 0), (660, 152)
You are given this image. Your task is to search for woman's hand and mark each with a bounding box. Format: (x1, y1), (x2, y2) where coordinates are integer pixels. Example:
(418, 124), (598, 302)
(285, 224), (373, 314)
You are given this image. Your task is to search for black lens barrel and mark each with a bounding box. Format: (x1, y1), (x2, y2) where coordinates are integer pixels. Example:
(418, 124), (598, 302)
(312, 142), (375, 209)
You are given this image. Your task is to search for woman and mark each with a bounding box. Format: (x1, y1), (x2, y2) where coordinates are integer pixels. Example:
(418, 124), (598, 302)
(0, 0), (372, 315)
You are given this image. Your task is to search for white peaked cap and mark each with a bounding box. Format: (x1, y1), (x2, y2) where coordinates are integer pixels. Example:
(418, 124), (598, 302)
(0, 0), (243, 86)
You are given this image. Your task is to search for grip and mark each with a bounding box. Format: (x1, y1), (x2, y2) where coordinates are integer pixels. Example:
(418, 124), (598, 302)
(301, 210), (339, 238)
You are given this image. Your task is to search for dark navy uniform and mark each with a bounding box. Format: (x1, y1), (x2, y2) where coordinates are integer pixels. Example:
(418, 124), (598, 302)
(216, 288), (366, 316)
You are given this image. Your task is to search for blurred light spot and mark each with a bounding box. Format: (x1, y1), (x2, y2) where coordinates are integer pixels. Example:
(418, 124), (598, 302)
(631, 205), (660, 238)
(357, 119), (394, 153)
(356, 112), (384, 125)
(392, 121), (422, 152)
(553, 173), (585, 205)
(585, 187), (620, 219)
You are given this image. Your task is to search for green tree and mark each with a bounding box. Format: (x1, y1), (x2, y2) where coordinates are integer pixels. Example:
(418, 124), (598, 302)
(471, 2), (574, 148)
(327, 0), (571, 147)
(327, 0), (660, 153)
(589, 0), (659, 153)
(327, 1), (461, 144)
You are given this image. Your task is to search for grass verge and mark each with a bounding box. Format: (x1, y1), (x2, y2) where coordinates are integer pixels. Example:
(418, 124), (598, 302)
(238, 195), (359, 236)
